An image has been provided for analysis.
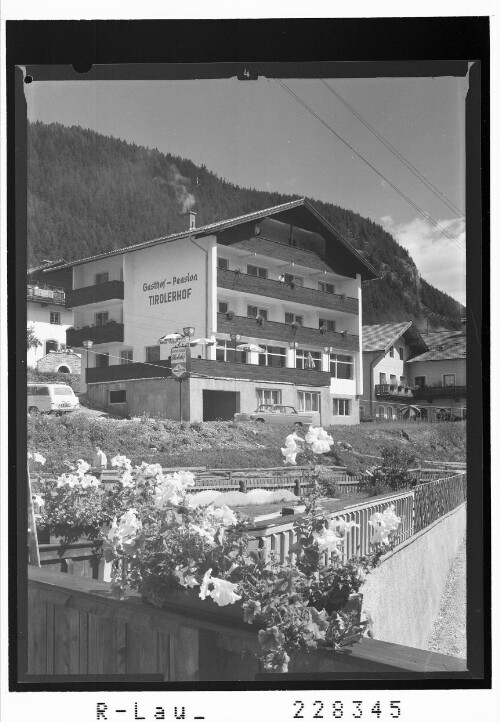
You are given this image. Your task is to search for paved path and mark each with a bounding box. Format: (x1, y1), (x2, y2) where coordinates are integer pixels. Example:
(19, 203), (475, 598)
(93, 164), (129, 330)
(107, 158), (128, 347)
(426, 536), (466, 659)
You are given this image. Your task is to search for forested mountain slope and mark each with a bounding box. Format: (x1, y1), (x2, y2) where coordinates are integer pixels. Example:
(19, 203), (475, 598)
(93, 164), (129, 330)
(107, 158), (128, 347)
(27, 121), (464, 328)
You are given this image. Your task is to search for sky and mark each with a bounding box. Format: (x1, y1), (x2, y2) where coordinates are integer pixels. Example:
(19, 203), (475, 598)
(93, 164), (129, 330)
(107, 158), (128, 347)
(25, 72), (467, 305)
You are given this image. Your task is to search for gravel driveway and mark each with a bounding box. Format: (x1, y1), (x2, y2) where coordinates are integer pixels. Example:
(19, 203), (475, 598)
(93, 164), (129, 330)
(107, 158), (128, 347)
(426, 536), (466, 659)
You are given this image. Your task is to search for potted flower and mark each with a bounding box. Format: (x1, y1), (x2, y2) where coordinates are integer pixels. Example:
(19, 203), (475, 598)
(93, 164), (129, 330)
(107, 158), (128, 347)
(319, 325), (327, 334)
(98, 431), (401, 674)
(291, 320), (300, 334)
(256, 314), (265, 325)
(226, 310), (235, 321)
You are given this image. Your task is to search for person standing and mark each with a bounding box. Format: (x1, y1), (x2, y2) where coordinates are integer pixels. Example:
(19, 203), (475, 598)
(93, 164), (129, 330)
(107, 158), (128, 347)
(92, 445), (107, 472)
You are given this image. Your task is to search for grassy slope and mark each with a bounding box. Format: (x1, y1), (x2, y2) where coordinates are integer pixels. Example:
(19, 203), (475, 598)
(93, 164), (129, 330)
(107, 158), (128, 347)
(28, 411), (466, 475)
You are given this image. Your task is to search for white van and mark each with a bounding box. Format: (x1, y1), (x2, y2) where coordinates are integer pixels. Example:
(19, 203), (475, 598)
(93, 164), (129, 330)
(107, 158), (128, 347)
(27, 383), (80, 415)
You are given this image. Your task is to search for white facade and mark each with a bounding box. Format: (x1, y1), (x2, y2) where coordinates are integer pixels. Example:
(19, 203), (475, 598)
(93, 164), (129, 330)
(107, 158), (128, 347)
(27, 295), (74, 368)
(55, 203), (376, 424)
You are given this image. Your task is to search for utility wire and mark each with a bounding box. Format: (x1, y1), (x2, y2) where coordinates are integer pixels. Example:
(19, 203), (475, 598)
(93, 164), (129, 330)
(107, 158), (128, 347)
(275, 79), (465, 254)
(319, 79), (465, 219)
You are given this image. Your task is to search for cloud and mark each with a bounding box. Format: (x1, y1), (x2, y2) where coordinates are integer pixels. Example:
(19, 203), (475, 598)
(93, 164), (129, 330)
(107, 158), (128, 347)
(380, 215), (466, 306)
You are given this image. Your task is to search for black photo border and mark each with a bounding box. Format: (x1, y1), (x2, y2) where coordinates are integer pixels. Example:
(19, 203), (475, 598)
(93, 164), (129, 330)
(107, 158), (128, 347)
(6, 17), (490, 692)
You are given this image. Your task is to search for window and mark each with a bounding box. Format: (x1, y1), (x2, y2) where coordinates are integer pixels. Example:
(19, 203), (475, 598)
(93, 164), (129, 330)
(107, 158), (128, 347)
(215, 339), (245, 363)
(330, 353), (354, 379)
(379, 372), (387, 384)
(333, 398), (351, 416)
(95, 311), (109, 326)
(400, 376), (406, 385)
(45, 340), (58, 354)
(256, 388), (282, 406)
(217, 257), (229, 270)
(319, 318), (336, 332)
(95, 272), (109, 285)
(389, 374), (397, 386)
(120, 349), (133, 365)
(318, 281), (335, 294)
(443, 374), (456, 387)
(377, 405), (385, 419)
(218, 301), (229, 314)
(399, 347), (404, 360)
(414, 376), (426, 388)
(284, 273), (304, 286)
(49, 311), (61, 325)
(297, 391), (321, 412)
(296, 349), (321, 370)
(258, 345), (286, 368)
(386, 406), (394, 420)
(285, 312), (303, 325)
(247, 305), (268, 320)
(109, 389), (127, 404)
(96, 353), (109, 367)
(145, 345), (160, 363)
(247, 264), (268, 278)
(389, 346), (395, 358)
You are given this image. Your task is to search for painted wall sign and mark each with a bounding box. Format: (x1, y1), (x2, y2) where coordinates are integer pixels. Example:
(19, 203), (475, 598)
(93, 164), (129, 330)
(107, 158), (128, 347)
(171, 346), (191, 379)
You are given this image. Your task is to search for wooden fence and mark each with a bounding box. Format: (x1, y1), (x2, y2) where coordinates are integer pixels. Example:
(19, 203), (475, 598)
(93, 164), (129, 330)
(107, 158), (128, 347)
(413, 473), (467, 533)
(26, 566), (467, 680)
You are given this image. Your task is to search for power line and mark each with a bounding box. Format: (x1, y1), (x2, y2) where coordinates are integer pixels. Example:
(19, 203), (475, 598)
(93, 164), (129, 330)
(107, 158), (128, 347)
(319, 79), (465, 219)
(274, 79), (466, 254)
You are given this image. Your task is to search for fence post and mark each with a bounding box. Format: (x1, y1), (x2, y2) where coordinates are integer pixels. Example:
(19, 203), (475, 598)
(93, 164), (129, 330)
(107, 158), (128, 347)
(238, 472), (247, 494)
(294, 477), (301, 497)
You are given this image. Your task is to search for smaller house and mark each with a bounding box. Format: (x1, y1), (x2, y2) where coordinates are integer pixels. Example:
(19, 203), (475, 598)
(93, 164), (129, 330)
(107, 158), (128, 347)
(406, 328), (466, 421)
(27, 260), (75, 369)
(361, 322), (428, 420)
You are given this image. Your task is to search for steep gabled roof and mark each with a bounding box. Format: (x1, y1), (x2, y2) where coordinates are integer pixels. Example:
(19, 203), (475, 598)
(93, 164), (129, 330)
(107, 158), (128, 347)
(406, 330), (466, 363)
(37, 199), (379, 281)
(362, 322), (428, 355)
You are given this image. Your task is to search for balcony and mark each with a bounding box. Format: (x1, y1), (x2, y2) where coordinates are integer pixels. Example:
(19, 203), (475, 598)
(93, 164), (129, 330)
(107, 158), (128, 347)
(67, 322), (124, 347)
(66, 280), (124, 308)
(190, 358), (331, 387)
(412, 385), (467, 400)
(375, 384), (414, 400)
(217, 313), (359, 352)
(27, 285), (65, 306)
(86, 359), (171, 383)
(217, 268), (359, 315)
(86, 357), (331, 387)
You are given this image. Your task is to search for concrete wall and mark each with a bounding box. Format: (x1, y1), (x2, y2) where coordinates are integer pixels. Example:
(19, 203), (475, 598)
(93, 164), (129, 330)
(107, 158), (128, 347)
(37, 351), (81, 374)
(87, 378), (190, 420)
(361, 503), (466, 650)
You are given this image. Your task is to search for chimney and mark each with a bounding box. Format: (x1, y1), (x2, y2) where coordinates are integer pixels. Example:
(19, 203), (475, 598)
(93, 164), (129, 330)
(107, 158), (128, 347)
(183, 210), (197, 231)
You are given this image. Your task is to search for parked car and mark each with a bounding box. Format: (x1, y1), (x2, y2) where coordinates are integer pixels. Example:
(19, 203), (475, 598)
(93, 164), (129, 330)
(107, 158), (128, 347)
(27, 383), (80, 415)
(234, 404), (317, 427)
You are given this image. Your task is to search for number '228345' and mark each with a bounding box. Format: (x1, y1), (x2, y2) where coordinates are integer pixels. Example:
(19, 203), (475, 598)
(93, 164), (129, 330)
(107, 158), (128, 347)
(293, 700), (402, 719)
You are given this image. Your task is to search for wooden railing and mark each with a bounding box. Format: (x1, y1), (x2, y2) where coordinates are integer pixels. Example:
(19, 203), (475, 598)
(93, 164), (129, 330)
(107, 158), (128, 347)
(413, 473), (467, 533)
(27, 566), (467, 679)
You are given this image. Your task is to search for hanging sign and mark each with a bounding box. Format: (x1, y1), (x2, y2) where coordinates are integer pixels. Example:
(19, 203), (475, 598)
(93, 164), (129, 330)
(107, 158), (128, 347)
(171, 346), (191, 379)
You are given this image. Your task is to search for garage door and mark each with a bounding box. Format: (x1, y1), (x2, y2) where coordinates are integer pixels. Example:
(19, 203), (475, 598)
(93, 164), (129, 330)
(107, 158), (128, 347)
(202, 390), (240, 421)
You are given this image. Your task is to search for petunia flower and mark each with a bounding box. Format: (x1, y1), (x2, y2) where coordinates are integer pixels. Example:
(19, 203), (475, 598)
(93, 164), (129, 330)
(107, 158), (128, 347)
(305, 426), (334, 454)
(313, 527), (344, 556)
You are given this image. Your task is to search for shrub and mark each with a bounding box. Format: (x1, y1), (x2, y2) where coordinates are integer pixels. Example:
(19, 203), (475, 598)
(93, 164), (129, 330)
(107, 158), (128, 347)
(363, 445), (417, 494)
(27, 369), (82, 394)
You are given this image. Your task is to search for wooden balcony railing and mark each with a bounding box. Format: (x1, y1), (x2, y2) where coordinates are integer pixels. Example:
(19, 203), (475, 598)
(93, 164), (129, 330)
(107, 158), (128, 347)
(27, 285), (65, 306)
(67, 323), (124, 347)
(217, 268), (359, 315)
(66, 280), (124, 308)
(412, 385), (467, 400)
(375, 384), (414, 399)
(217, 313), (359, 352)
(27, 566), (467, 679)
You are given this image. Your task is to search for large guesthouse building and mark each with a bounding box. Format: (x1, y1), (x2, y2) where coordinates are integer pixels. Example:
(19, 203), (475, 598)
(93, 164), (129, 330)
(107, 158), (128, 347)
(39, 200), (378, 424)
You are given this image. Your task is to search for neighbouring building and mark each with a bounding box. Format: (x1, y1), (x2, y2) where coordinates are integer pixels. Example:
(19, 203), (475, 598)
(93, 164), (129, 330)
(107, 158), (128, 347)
(406, 327), (467, 421)
(36, 350), (82, 375)
(361, 322), (429, 420)
(26, 277), (75, 369)
(39, 199), (378, 424)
